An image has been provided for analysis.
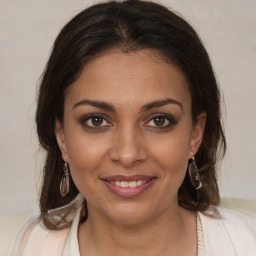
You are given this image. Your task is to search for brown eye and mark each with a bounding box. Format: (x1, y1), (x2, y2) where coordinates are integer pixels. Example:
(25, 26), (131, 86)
(153, 117), (166, 126)
(81, 114), (110, 129)
(91, 117), (104, 126)
(145, 114), (176, 129)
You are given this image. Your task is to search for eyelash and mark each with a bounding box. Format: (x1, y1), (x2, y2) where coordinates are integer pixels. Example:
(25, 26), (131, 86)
(80, 113), (111, 130)
(80, 113), (177, 131)
(145, 113), (177, 129)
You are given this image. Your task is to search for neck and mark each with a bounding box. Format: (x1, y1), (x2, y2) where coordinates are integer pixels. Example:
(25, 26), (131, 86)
(78, 203), (197, 256)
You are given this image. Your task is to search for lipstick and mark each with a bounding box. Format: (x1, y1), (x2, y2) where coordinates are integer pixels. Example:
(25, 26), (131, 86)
(101, 175), (156, 198)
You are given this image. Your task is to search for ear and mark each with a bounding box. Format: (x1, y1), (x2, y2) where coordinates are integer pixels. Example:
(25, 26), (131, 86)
(189, 112), (206, 158)
(55, 119), (68, 162)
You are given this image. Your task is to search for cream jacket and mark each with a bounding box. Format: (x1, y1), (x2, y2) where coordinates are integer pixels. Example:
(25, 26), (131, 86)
(11, 206), (256, 256)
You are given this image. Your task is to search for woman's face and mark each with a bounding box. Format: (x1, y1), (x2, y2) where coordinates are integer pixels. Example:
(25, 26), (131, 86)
(55, 49), (205, 224)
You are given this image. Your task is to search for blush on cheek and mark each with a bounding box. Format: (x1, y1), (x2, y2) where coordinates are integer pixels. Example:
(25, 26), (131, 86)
(158, 148), (189, 184)
(67, 148), (103, 192)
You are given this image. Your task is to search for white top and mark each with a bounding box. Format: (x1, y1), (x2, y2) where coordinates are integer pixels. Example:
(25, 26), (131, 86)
(197, 213), (205, 256)
(63, 208), (206, 256)
(11, 206), (256, 256)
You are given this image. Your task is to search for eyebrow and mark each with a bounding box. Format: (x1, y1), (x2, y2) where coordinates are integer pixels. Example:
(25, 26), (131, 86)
(73, 98), (183, 112)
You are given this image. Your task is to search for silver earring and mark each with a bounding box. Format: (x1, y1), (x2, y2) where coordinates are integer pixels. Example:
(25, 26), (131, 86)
(189, 152), (202, 189)
(60, 162), (70, 197)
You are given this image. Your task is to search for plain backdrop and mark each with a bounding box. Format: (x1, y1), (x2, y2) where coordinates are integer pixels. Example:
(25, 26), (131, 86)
(0, 0), (256, 218)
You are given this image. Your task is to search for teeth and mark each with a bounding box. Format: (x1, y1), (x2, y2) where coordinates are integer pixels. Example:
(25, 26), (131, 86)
(110, 180), (148, 188)
(128, 181), (137, 188)
(120, 181), (128, 187)
(137, 180), (142, 186)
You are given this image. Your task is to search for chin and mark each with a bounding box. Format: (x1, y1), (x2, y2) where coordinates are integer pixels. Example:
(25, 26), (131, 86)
(102, 201), (158, 226)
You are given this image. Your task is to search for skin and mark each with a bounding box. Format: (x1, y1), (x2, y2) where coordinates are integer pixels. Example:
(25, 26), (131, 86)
(55, 49), (206, 256)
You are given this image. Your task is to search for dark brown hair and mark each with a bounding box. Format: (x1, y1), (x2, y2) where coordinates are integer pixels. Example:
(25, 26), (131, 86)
(36, 0), (226, 229)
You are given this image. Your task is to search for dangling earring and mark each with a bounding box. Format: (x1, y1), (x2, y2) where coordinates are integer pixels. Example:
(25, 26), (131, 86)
(60, 161), (70, 197)
(189, 152), (202, 189)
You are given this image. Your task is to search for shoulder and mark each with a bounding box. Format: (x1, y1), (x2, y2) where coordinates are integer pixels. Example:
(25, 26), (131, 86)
(217, 206), (256, 227)
(11, 194), (84, 256)
(216, 206), (256, 240)
(0, 213), (33, 256)
(198, 206), (256, 255)
(11, 214), (69, 256)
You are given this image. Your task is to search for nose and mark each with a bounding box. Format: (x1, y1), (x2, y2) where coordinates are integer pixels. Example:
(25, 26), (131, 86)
(109, 125), (148, 168)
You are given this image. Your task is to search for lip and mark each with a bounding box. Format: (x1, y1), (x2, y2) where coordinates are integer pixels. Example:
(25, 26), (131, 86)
(101, 175), (157, 198)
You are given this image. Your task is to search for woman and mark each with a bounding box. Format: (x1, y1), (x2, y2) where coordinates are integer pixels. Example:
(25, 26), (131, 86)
(12, 0), (256, 255)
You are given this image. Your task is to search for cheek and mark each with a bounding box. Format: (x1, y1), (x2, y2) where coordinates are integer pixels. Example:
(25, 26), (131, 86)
(149, 128), (191, 184)
(155, 151), (188, 201)
(151, 128), (191, 164)
(64, 128), (110, 194)
(154, 143), (189, 180)
(67, 143), (106, 202)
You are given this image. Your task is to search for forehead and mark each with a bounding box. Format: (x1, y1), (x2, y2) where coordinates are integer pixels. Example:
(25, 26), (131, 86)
(65, 49), (191, 110)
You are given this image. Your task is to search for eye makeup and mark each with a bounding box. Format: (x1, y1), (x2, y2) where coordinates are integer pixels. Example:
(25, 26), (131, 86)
(79, 112), (178, 133)
(144, 113), (178, 129)
(79, 113), (112, 131)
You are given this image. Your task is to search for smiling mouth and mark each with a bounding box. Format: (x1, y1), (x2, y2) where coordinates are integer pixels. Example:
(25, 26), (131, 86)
(101, 175), (157, 197)
(109, 180), (147, 188)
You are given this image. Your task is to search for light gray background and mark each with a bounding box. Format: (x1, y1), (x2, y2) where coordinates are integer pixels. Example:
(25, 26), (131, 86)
(1, 0), (255, 218)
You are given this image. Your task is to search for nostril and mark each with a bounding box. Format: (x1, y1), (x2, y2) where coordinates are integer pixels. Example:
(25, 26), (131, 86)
(110, 146), (147, 163)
